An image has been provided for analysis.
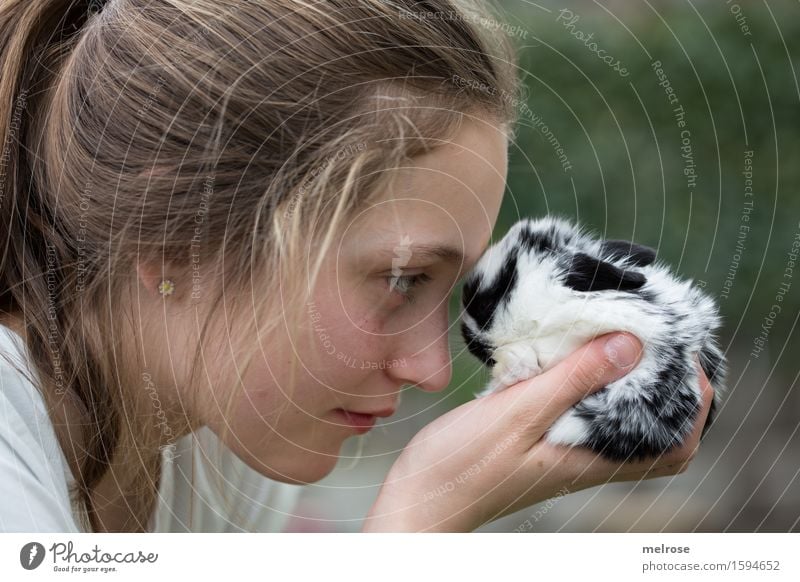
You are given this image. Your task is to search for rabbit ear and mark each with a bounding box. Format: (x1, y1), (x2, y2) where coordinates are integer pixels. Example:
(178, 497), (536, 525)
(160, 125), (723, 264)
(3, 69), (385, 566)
(599, 239), (657, 266)
(564, 252), (647, 292)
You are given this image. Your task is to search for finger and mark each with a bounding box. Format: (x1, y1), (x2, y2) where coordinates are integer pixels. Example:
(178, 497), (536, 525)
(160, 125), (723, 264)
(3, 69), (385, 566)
(695, 356), (715, 425)
(509, 332), (643, 430)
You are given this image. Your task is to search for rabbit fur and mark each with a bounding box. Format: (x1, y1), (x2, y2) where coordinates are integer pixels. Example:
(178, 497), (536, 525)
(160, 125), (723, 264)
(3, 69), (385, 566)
(460, 215), (726, 461)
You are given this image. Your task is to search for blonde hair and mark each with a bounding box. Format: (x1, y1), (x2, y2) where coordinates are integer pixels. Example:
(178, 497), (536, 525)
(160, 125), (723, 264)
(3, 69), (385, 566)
(0, 0), (521, 532)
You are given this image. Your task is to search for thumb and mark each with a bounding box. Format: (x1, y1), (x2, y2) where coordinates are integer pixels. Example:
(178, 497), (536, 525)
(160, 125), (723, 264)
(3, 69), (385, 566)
(517, 332), (643, 430)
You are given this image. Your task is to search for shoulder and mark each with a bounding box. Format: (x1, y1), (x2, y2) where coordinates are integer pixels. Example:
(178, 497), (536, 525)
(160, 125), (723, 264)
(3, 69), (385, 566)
(0, 325), (81, 532)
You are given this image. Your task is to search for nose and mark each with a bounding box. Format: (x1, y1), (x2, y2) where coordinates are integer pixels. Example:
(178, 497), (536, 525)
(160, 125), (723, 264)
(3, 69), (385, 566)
(386, 307), (452, 393)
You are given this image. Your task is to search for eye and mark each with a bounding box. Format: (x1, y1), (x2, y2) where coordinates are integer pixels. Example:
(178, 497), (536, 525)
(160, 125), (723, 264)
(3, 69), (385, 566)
(386, 272), (432, 304)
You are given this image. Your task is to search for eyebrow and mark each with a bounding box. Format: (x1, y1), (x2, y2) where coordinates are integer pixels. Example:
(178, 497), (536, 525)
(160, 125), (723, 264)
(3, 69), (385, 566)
(375, 243), (467, 267)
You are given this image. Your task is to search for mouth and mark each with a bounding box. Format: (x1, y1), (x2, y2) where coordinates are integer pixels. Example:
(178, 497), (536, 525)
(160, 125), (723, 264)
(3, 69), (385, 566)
(332, 407), (396, 434)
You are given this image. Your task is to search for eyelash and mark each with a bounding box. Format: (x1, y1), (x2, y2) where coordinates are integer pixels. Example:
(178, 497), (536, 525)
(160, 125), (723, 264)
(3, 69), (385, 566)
(387, 272), (432, 304)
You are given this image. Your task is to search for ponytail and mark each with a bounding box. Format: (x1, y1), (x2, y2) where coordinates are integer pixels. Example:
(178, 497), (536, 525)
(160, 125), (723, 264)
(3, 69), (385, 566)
(0, 0), (95, 313)
(0, 0), (108, 532)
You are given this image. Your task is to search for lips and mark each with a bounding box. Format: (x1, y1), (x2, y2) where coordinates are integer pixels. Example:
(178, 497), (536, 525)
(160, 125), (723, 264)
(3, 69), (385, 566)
(333, 406), (397, 434)
(333, 409), (376, 433)
(352, 407), (396, 418)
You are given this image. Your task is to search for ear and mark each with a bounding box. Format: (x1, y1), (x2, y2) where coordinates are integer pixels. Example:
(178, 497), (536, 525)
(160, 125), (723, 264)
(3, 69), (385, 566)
(136, 262), (163, 296)
(564, 252), (646, 292)
(599, 239), (657, 266)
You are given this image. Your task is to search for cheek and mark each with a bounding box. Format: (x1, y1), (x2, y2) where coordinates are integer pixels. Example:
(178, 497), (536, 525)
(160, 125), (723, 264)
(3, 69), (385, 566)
(244, 356), (319, 406)
(330, 323), (393, 378)
(309, 301), (392, 368)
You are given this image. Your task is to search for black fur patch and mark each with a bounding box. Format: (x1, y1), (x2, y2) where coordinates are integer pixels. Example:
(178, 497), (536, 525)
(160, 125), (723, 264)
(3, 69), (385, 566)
(519, 225), (555, 254)
(600, 239), (657, 266)
(461, 321), (496, 367)
(461, 248), (519, 331)
(563, 252), (647, 293)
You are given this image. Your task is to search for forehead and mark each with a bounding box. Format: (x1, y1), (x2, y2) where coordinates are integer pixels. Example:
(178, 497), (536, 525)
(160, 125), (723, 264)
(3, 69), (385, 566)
(342, 116), (508, 267)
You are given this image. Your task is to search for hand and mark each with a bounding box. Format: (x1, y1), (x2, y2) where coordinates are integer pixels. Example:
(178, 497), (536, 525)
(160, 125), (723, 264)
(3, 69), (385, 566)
(362, 332), (714, 532)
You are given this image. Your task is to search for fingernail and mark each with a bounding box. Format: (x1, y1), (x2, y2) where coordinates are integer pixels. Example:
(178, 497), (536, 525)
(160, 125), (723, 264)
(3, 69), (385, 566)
(604, 334), (640, 369)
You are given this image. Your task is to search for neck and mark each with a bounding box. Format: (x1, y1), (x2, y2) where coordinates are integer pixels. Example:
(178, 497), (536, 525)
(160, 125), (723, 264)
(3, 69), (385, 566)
(88, 450), (163, 532)
(1, 309), (195, 532)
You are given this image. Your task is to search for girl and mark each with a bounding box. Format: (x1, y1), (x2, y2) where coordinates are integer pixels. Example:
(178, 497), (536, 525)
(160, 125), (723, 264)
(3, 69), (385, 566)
(0, 0), (713, 533)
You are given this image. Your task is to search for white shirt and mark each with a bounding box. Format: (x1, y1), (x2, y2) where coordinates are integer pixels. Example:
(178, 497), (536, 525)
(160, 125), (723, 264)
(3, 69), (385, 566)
(0, 323), (303, 532)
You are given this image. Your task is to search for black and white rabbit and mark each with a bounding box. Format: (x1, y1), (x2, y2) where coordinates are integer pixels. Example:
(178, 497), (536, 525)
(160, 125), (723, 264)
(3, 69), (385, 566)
(460, 215), (726, 461)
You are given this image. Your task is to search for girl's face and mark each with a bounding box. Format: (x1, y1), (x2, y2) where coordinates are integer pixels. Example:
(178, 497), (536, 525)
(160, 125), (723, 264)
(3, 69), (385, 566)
(208, 115), (509, 484)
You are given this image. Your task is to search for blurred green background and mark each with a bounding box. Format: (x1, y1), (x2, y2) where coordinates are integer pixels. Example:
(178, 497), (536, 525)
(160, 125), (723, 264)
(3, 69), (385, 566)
(293, 0), (800, 532)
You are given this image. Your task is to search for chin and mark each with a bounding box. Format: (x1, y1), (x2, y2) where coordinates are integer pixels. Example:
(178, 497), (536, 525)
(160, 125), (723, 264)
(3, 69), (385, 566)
(270, 454), (340, 484)
(230, 439), (344, 485)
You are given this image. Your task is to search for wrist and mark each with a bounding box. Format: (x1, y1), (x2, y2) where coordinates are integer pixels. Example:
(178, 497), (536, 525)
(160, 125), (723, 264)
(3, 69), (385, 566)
(362, 480), (480, 532)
